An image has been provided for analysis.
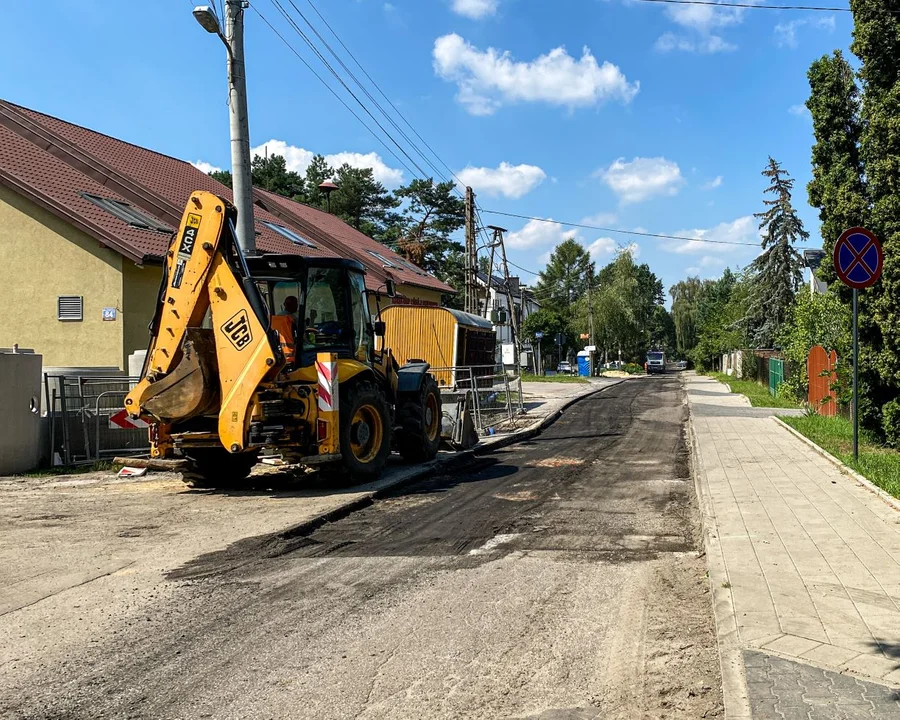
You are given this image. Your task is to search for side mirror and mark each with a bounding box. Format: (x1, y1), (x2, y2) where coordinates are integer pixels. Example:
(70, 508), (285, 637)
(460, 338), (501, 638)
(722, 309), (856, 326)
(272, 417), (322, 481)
(385, 279), (397, 298)
(373, 321), (386, 337)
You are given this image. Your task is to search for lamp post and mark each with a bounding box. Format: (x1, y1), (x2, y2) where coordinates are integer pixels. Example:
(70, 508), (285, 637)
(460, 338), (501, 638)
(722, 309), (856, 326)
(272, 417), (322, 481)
(193, 3), (256, 255)
(319, 180), (338, 213)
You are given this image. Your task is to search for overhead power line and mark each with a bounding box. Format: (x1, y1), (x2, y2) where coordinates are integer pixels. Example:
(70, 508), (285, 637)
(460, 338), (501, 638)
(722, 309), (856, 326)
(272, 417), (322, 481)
(481, 210), (763, 248)
(631, 0), (851, 11)
(302, 0), (465, 188)
(251, 5), (423, 182)
(268, 0), (432, 180)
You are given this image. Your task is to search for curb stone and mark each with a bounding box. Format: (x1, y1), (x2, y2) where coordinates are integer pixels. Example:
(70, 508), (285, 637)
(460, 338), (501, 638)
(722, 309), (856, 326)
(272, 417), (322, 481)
(684, 376), (753, 720)
(771, 416), (900, 514)
(269, 379), (627, 546)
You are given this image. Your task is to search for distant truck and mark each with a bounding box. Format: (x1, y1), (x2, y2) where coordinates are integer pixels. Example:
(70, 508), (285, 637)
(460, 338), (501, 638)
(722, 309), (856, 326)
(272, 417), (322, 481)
(646, 351), (666, 374)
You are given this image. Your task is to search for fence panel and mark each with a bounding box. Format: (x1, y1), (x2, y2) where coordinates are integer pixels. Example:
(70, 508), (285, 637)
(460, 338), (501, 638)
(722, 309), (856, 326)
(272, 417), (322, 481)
(769, 358), (785, 397)
(44, 375), (147, 465)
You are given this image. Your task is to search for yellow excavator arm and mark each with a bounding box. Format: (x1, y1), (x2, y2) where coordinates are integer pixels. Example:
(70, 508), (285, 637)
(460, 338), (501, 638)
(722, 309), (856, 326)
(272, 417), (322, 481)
(125, 191), (279, 454)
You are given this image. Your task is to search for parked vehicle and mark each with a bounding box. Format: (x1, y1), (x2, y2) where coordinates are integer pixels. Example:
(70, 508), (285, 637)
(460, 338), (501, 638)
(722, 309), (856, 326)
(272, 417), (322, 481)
(557, 361), (573, 375)
(646, 351), (666, 374)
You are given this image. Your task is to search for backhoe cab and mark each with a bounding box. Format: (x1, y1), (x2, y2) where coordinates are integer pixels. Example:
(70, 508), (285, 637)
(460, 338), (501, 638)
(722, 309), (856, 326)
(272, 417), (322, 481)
(125, 191), (441, 487)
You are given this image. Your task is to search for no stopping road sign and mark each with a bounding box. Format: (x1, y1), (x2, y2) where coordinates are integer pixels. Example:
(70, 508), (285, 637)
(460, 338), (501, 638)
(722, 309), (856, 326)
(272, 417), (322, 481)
(834, 227), (883, 290)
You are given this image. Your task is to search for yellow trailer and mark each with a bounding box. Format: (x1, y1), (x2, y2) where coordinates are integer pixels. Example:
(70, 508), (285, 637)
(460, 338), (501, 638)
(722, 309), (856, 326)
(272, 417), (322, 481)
(380, 305), (495, 387)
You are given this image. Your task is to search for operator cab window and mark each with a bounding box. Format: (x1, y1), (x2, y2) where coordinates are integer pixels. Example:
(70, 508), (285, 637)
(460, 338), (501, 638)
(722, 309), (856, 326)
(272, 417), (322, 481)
(303, 268), (349, 351)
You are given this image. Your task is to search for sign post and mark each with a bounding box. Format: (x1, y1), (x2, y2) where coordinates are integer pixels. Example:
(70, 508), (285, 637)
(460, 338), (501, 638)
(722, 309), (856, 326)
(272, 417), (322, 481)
(535, 331), (543, 375)
(833, 227), (884, 462)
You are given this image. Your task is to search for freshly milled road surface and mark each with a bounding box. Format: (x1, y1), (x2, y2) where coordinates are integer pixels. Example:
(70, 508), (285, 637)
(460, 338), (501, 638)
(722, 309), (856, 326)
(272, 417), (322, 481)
(2, 376), (722, 720)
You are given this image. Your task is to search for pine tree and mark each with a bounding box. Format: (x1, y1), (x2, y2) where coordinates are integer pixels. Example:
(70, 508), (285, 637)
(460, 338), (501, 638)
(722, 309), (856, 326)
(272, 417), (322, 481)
(393, 178), (465, 288)
(806, 50), (868, 287)
(251, 153), (305, 199)
(330, 164), (399, 238)
(745, 158), (806, 347)
(534, 239), (591, 311)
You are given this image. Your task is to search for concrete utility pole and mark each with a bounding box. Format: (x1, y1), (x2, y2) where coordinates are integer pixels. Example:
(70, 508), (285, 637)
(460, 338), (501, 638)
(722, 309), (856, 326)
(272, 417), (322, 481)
(224, 0), (255, 254)
(464, 187), (477, 314)
(489, 225), (520, 367)
(193, 3), (255, 254)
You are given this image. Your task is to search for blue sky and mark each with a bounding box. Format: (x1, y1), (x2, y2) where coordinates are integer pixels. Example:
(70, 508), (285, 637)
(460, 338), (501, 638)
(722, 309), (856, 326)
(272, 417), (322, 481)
(0, 0), (853, 297)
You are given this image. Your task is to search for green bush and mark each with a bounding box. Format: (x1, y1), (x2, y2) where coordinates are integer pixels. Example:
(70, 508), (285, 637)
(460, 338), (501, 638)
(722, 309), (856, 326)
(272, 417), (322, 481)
(624, 363), (644, 374)
(882, 399), (900, 448)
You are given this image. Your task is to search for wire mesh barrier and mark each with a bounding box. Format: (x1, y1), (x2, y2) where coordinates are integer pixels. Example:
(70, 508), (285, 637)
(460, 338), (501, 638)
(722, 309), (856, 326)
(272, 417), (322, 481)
(44, 375), (148, 466)
(431, 366), (525, 435)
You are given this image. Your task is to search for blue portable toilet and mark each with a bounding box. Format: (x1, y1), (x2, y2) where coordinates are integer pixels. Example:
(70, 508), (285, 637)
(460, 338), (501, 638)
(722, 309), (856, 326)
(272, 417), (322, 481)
(577, 350), (590, 377)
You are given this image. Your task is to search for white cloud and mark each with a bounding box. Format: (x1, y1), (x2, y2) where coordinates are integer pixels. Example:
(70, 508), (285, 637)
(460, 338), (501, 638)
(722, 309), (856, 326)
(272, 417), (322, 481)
(775, 16), (835, 48)
(451, 0), (498, 19)
(655, 32), (736, 54)
(788, 104), (810, 117)
(250, 140), (404, 187)
(597, 156), (685, 204)
(586, 237), (616, 258)
(191, 160), (222, 174)
(582, 212), (618, 227)
(457, 162), (546, 198)
(665, 1), (744, 31)
(686, 267), (701, 275)
(664, 215), (761, 254)
(702, 176), (723, 190)
(651, 0), (748, 53)
(506, 218), (577, 249)
(433, 33), (639, 115)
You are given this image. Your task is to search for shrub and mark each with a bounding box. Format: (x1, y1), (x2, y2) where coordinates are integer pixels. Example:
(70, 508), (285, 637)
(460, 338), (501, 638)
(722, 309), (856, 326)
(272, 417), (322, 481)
(882, 399), (900, 448)
(624, 363), (644, 375)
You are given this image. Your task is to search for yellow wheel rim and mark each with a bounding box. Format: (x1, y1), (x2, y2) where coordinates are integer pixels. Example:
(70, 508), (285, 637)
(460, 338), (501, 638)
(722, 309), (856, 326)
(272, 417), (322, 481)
(350, 404), (384, 464)
(425, 392), (440, 442)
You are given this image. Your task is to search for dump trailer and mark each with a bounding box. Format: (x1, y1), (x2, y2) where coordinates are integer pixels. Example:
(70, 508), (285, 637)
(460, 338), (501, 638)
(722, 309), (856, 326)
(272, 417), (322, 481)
(125, 191), (441, 486)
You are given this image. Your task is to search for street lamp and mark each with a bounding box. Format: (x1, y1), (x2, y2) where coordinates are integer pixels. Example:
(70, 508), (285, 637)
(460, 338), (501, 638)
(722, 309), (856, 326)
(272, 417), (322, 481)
(192, 5), (226, 41)
(193, 2), (256, 255)
(319, 180), (338, 213)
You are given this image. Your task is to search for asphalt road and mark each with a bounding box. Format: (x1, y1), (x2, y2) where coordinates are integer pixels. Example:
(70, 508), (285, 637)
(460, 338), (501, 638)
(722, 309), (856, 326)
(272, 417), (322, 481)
(2, 375), (722, 720)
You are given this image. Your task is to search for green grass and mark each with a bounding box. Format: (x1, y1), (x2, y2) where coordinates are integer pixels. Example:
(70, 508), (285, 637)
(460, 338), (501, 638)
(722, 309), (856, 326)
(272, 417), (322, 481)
(709, 372), (799, 409)
(520, 373), (588, 384)
(780, 414), (900, 499)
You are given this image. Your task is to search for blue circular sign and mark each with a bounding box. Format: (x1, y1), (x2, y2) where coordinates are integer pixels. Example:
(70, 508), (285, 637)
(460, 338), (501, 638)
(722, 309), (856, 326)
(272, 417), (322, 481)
(834, 227), (883, 290)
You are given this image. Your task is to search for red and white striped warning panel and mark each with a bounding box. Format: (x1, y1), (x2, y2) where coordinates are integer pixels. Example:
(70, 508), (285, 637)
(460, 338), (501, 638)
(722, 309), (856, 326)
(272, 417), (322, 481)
(109, 409), (149, 430)
(316, 359), (338, 413)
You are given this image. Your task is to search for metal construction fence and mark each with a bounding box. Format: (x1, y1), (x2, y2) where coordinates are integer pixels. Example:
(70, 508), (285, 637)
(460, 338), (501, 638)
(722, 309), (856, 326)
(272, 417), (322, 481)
(431, 365), (524, 434)
(44, 374), (148, 466)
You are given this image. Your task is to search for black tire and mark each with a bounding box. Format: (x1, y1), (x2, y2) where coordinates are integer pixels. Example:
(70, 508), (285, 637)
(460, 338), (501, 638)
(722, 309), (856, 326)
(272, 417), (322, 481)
(183, 448), (258, 488)
(396, 375), (442, 463)
(337, 381), (392, 483)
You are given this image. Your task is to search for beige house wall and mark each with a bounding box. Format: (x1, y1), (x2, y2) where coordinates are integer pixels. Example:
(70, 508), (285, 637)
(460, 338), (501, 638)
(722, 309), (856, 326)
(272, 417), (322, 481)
(0, 186), (125, 368)
(122, 262), (163, 367)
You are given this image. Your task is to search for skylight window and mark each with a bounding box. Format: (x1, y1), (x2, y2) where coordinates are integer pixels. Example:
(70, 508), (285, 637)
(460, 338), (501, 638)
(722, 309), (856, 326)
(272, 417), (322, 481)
(367, 250), (398, 269)
(81, 193), (172, 233)
(263, 221), (317, 248)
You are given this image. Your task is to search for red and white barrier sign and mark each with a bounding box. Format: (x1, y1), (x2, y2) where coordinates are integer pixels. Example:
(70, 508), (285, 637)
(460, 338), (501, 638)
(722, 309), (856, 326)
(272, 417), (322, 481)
(109, 409), (149, 430)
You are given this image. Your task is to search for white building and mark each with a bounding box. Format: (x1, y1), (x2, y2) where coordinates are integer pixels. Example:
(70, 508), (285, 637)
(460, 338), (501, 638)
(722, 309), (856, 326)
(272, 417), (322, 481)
(803, 248), (828, 295)
(475, 272), (541, 365)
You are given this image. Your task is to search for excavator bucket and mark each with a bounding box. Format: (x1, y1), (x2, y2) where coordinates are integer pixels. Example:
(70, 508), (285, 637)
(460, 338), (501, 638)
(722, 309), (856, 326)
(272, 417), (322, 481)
(142, 330), (220, 422)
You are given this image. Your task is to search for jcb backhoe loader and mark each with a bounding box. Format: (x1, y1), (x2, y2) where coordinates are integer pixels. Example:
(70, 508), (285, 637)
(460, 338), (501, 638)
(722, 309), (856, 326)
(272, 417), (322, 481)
(124, 191), (442, 487)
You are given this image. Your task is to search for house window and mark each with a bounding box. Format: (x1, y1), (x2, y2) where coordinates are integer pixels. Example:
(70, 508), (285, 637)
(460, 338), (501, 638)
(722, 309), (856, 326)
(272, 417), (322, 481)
(367, 250), (397, 269)
(262, 222), (317, 248)
(81, 193), (172, 233)
(58, 296), (83, 321)
(397, 259), (427, 277)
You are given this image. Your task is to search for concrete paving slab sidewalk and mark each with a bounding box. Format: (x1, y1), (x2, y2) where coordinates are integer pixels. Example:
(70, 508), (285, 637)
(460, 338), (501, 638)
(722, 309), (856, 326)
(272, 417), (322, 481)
(686, 372), (900, 719)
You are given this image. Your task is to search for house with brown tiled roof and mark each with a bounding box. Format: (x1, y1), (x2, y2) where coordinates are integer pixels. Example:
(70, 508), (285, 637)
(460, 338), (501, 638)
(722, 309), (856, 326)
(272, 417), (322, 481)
(0, 100), (452, 369)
